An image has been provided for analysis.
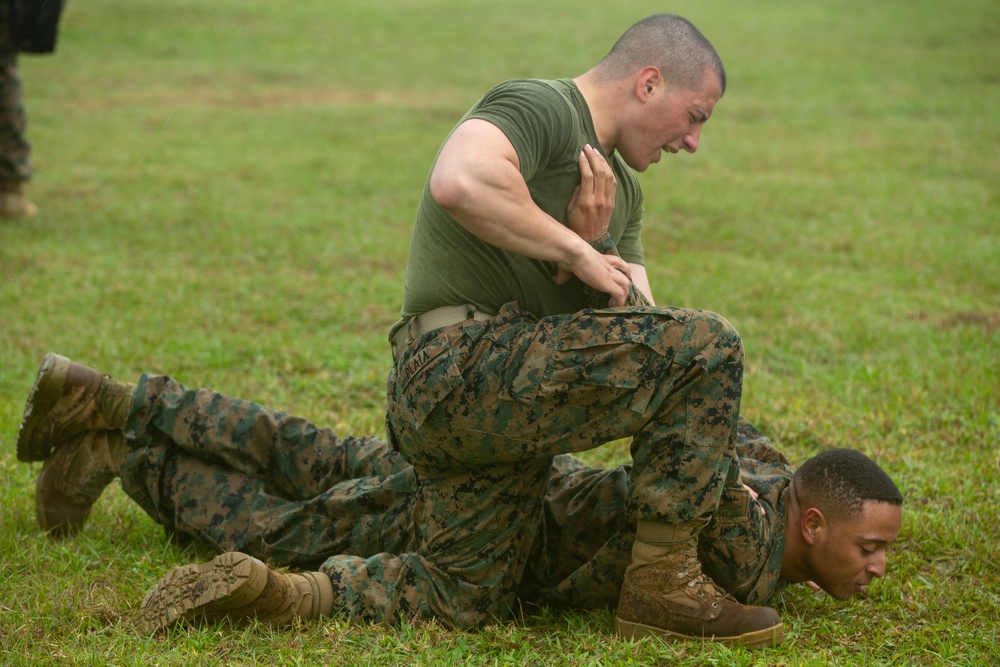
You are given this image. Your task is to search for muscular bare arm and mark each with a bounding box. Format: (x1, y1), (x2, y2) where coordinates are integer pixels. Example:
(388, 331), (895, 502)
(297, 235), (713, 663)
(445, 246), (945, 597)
(428, 119), (631, 307)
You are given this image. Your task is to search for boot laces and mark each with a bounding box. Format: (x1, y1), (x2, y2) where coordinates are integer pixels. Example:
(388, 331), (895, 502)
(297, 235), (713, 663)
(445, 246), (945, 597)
(673, 552), (726, 605)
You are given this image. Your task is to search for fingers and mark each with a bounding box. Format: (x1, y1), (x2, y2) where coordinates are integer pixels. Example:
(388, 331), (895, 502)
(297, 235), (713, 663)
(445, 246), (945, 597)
(576, 145), (616, 201)
(561, 249), (632, 306)
(577, 147), (593, 182)
(566, 145), (617, 242)
(555, 255), (630, 291)
(578, 144), (616, 193)
(603, 257), (632, 307)
(604, 253), (632, 280)
(606, 280), (630, 307)
(589, 146), (616, 202)
(742, 483), (766, 516)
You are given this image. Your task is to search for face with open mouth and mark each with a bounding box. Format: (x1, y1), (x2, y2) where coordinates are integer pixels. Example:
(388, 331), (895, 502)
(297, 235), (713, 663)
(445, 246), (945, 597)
(615, 69), (722, 173)
(806, 499), (903, 600)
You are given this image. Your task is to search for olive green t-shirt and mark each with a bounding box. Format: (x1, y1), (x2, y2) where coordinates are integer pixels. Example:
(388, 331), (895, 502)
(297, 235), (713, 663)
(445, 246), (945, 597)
(390, 78), (645, 340)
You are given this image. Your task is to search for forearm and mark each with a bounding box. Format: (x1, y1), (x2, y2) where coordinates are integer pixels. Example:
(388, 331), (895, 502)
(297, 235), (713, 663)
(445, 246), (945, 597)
(430, 119), (631, 306)
(430, 143), (593, 267)
(579, 236), (653, 309)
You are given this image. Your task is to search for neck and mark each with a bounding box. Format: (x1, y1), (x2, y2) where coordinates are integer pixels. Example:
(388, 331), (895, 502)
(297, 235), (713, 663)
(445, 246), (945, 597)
(779, 480), (811, 584)
(572, 68), (625, 155)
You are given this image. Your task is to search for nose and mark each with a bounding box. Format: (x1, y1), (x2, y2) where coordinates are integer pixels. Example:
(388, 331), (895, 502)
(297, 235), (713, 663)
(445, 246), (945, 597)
(683, 125), (702, 153)
(867, 551), (887, 579)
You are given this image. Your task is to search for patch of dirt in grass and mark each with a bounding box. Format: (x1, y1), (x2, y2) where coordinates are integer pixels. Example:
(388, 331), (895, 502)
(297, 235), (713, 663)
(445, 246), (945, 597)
(910, 310), (1000, 333)
(71, 84), (470, 115)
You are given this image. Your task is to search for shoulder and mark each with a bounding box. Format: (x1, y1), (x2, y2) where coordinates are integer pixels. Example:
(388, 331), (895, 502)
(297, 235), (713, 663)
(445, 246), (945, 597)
(479, 78), (570, 100)
(471, 79), (577, 124)
(467, 79), (580, 174)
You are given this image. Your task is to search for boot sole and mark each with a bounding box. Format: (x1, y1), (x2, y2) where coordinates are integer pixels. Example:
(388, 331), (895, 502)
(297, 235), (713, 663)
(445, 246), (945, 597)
(614, 616), (784, 650)
(139, 552), (269, 632)
(17, 353), (72, 462)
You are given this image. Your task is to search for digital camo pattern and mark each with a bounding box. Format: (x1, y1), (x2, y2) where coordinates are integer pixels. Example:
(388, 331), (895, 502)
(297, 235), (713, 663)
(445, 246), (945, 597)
(121, 374), (416, 568)
(119, 366), (790, 625)
(380, 299), (747, 625)
(699, 419), (793, 605)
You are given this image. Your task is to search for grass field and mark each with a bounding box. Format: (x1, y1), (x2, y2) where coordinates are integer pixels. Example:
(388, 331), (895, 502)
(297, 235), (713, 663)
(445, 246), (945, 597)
(1, 0), (998, 665)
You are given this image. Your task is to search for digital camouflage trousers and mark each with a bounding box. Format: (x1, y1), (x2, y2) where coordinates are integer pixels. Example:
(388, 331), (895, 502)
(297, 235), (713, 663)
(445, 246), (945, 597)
(119, 373), (637, 617)
(119, 365), (784, 625)
(381, 300), (745, 626)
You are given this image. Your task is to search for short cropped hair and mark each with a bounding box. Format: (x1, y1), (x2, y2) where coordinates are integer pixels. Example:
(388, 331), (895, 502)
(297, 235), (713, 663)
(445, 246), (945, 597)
(596, 14), (727, 95)
(794, 448), (903, 520)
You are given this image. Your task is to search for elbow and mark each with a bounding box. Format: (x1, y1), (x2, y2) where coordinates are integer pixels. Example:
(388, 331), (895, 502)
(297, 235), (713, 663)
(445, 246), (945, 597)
(428, 165), (467, 213)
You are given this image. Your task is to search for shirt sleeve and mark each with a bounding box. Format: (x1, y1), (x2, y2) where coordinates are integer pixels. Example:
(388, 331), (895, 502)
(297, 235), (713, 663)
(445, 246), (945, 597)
(465, 80), (575, 182)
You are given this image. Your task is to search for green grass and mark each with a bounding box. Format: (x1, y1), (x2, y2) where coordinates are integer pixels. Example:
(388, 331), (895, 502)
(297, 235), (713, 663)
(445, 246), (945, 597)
(1, 0), (998, 664)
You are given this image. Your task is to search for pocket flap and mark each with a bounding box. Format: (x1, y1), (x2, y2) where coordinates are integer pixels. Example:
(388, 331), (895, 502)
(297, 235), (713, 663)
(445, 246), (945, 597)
(394, 334), (465, 426)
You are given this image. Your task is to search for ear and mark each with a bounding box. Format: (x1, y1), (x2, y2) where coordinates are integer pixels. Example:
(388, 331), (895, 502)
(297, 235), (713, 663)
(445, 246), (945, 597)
(801, 507), (826, 545)
(635, 66), (663, 102)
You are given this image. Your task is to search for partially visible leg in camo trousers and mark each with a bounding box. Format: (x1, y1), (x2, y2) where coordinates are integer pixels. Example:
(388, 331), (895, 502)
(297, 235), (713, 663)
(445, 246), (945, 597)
(119, 373), (419, 630)
(119, 374), (416, 568)
(0, 3), (35, 218)
(519, 417), (792, 610)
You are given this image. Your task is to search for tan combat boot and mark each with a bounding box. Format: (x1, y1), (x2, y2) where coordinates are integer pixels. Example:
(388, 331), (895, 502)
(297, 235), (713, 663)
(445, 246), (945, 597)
(35, 429), (128, 538)
(615, 520), (783, 649)
(139, 552), (335, 632)
(17, 353), (135, 462)
(0, 181), (37, 218)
